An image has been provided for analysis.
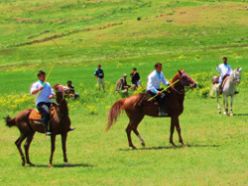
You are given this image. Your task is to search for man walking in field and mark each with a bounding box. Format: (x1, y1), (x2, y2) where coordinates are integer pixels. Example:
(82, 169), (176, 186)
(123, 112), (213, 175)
(30, 70), (55, 135)
(146, 63), (170, 116)
(94, 64), (105, 91)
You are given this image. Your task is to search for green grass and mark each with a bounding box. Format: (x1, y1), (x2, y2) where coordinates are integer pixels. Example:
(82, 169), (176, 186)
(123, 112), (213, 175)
(0, 0), (248, 185)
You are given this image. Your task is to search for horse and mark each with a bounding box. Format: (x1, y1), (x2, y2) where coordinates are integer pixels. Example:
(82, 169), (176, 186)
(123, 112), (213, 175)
(214, 68), (242, 116)
(106, 70), (197, 149)
(4, 85), (73, 167)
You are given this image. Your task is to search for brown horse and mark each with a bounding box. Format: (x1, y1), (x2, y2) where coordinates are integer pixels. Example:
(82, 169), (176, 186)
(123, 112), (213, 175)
(107, 70), (197, 149)
(4, 85), (73, 167)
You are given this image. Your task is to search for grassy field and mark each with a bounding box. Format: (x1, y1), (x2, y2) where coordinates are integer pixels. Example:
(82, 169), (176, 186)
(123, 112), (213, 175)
(0, 0), (248, 185)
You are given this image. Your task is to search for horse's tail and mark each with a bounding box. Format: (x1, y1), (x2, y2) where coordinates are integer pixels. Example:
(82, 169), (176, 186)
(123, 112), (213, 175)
(106, 99), (125, 131)
(4, 116), (16, 128)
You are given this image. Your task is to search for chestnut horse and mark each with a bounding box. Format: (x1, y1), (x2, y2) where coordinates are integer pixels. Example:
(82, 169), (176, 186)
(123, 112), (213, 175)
(107, 70), (197, 149)
(4, 85), (73, 167)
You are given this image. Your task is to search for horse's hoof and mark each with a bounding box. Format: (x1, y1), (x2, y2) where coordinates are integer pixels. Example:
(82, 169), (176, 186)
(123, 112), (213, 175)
(129, 145), (137, 150)
(141, 142), (146, 147)
(48, 163), (53, 168)
(27, 162), (35, 167)
(170, 142), (177, 147)
(22, 162), (25, 167)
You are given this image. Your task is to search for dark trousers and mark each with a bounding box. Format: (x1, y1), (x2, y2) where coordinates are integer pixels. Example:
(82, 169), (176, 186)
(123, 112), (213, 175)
(37, 102), (51, 130)
(147, 90), (166, 111)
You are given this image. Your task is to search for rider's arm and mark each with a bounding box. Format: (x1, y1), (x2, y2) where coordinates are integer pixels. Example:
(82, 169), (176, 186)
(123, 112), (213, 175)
(161, 72), (169, 86)
(216, 65), (221, 73)
(30, 83), (43, 95)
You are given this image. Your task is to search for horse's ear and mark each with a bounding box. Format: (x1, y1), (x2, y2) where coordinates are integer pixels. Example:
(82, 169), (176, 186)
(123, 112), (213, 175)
(178, 69), (184, 75)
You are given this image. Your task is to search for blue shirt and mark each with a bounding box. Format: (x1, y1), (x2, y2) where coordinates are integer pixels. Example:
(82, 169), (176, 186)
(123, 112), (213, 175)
(30, 81), (54, 105)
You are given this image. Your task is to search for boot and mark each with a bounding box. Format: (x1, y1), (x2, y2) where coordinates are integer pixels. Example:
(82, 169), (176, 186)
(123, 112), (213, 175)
(158, 107), (168, 117)
(45, 124), (52, 136)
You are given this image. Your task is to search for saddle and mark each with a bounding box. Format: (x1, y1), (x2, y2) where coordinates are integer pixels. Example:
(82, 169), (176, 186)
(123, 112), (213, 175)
(29, 106), (56, 123)
(29, 110), (42, 122)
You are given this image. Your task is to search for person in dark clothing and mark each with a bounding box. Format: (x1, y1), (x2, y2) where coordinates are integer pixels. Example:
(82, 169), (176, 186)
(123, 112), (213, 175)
(94, 64), (105, 91)
(130, 68), (141, 90)
(65, 80), (79, 99)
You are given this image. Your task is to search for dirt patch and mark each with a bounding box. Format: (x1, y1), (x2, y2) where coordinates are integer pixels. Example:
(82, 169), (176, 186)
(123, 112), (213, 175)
(157, 3), (248, 26)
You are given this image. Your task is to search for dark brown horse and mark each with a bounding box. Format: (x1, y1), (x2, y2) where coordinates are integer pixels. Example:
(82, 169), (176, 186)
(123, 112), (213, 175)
(107, 70), (197, 149)
(4, 85), (73, 167)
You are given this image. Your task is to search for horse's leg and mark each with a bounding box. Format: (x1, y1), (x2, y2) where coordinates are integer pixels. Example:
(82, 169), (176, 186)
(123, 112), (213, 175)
(61, 133), (68, 164)
(174, 117), (184, 146)
(223, 96), (228, 115)
(15, 134), (27, 166)
(49, 135), (56, 167)
(24, 133), (35, 166)
(126, 123), (136, 149)
(132, 115), (145, 147)
(216, 91), (221, 114)
(230, 96), (234, 116)
(169, 117), (176, 146)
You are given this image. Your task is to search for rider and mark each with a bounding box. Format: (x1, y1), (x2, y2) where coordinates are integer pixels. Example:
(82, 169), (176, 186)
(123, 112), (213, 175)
(216, 57), (238, 94)
(30, 70), (55, 135)
(146, 63), (170, 116)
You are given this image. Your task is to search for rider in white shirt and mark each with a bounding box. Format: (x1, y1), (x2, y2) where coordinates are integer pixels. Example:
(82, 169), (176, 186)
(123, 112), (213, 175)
(216, 57), (232, 85)
(216, 57), (238, 94)
(147, 63), (170, 116)
(30, 70), (55, 135)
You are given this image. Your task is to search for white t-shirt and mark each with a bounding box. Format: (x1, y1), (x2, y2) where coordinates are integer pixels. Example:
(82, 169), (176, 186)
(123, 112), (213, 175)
(146, 70), (169, 94)
(30, 81), (54, 105)
(216, 64), (232, 78)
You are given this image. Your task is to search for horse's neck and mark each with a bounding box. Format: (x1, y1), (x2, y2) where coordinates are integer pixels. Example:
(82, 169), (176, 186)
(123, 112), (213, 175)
(59, 100), (69, 116)
(171, 82), (185, 104)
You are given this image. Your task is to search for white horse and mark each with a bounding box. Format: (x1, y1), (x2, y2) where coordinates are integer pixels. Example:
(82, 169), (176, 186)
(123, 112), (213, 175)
(213, 68), (242, 116)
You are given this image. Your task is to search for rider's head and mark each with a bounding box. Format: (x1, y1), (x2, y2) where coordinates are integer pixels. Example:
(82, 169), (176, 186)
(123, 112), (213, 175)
(37, 70), (46, 82)
(98, 64), (102, 69)
(132, 67), (137, 73)
(67, 80), (72, 86)
(223, 57), (228, 65)
(155, 63), (162, 72)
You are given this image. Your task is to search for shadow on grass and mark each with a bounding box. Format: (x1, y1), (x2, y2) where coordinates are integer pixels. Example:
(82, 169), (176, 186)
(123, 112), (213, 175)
(29, 163), (94, 169)
(234, 113), (248, 117)
(119, 144), (220, 151)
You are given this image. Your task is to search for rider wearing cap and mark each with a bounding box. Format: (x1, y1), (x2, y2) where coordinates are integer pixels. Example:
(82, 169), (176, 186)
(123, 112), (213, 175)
(146, 63), (170, 116)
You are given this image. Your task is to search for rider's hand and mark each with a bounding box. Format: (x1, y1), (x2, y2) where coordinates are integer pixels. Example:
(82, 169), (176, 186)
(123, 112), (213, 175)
(48, 95), (54, 99)
(38, 86), (44, 91)
(157, 91), (162, 95)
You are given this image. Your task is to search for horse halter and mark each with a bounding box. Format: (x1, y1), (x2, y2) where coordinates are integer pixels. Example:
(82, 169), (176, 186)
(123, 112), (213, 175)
(171, 72), (197, 95)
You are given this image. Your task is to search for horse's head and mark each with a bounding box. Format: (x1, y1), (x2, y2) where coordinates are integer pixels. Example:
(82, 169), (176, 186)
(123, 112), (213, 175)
(174, 70), (197, 88)
(53, 84), (65, 103)
(232, 67), (242, 84)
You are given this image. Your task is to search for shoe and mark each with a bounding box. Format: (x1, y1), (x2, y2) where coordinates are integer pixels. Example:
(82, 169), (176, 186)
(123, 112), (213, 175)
(158, 110), (168, 117)
(234, 91), (239, 95)
(45, 131), (52, 136)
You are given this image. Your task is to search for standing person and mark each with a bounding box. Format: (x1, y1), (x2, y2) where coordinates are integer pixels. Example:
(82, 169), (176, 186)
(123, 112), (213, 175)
(30, 70), (55, 135)
(130, 67), (141, 90)
(146, 63), (170, 116)
(216, 57), (237, 94)
(94, 64), (105, 91)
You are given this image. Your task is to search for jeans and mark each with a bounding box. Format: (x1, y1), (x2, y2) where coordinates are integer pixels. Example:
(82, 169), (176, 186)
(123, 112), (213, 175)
(37, 102), (51, 131)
